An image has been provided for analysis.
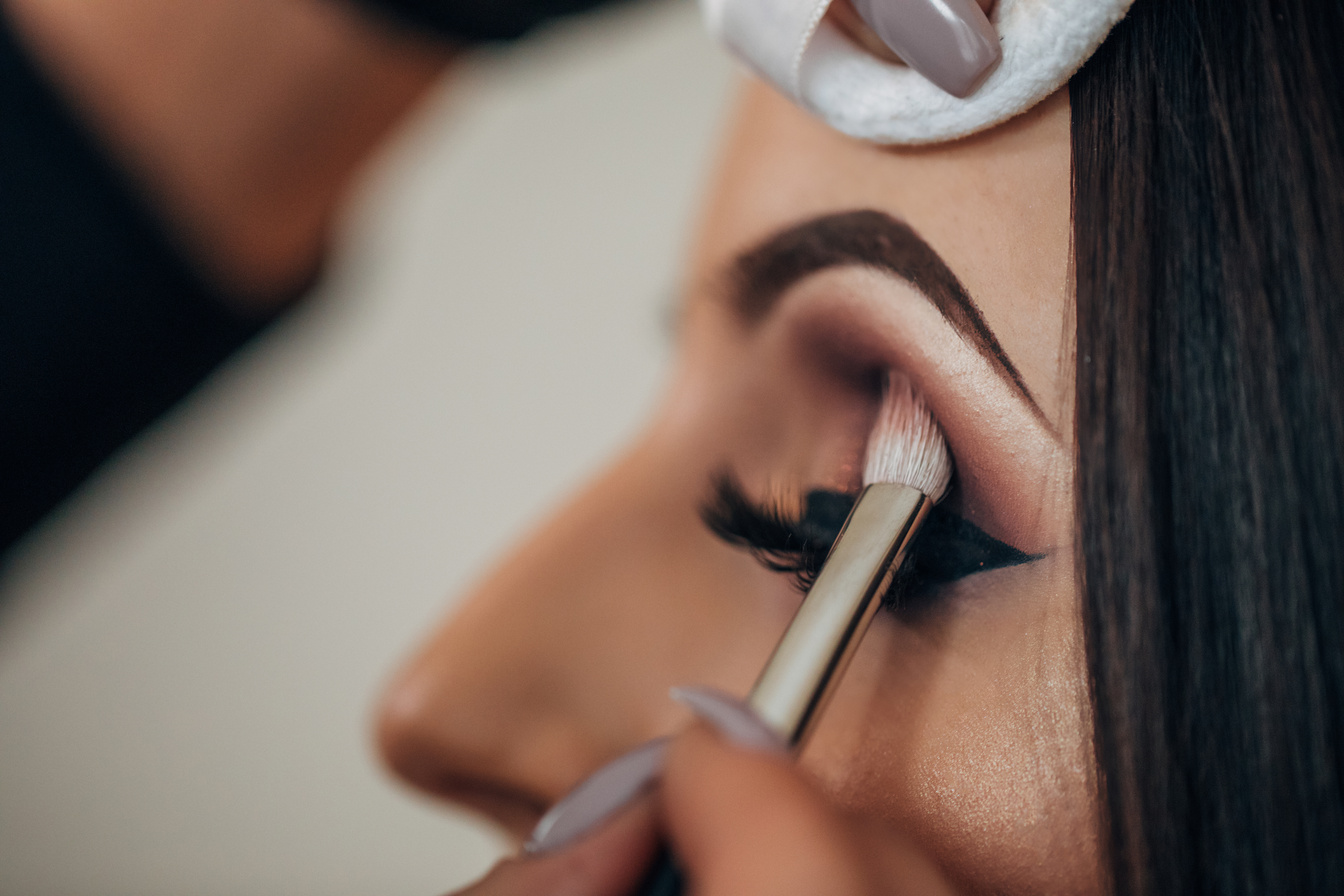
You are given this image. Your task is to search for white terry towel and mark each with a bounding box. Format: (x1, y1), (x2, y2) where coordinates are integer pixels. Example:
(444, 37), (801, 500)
(703, 0), (1135, 144)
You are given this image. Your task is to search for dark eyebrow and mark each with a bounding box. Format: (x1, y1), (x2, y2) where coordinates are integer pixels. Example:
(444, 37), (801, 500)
(726, 209), (1049, 427)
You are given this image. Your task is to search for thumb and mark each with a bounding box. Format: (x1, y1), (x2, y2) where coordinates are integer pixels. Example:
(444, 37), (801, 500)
(659, 687), (957, 896)
(450, 798), (657, 896)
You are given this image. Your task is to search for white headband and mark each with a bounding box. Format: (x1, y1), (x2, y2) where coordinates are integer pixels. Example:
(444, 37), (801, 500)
(702, 0), (1135, 144)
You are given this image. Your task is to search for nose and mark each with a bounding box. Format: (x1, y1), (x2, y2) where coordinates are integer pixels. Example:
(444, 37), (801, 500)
(375, 436), (787, 840)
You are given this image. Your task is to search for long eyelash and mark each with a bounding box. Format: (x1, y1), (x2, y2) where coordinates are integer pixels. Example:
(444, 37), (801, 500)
(703, 472), (1039, 610)
(700, 473), (841, 593)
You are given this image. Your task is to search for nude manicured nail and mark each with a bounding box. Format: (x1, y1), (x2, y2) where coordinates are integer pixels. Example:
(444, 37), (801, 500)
(523, 737), (667, 855)
(852, 0), (1001, 98)
(669, 686), (788, 754)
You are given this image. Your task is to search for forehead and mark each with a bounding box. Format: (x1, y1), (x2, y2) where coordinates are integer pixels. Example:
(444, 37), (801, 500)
(689, 80), (1075, 428)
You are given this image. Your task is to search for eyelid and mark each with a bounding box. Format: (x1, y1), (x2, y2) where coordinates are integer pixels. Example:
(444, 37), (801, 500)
(722, 210), (1050, 430)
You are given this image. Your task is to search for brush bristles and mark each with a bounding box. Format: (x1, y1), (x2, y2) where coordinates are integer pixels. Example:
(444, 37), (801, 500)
(862, 373), (953, 500)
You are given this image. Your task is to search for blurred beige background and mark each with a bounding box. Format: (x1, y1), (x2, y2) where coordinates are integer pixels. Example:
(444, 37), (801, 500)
(0, 2), (734, 893)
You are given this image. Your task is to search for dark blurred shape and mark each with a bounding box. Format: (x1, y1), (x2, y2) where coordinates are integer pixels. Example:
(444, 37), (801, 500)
(0, 13), (282, 557)
(0, 0), (640, 560)
(365, 0), (635, 41)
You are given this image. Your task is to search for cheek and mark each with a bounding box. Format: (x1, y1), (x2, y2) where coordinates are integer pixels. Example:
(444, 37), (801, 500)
(800, 554), (1100, 895)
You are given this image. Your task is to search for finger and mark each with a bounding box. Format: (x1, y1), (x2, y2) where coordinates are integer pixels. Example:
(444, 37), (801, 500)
(660, 718), (957, 896)
(451, 798), (657, 896)
(849, 0), (1000, 98)
(661, 724), (875, 895)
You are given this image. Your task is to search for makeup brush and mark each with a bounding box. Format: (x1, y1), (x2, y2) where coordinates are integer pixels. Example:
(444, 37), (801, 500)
(636, 372), (953, 896)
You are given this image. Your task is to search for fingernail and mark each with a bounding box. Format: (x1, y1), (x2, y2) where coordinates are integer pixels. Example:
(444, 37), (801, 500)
(669, 686), (788, 754)
(852, 0), (1001, 98)
(524, 737), (668, 855)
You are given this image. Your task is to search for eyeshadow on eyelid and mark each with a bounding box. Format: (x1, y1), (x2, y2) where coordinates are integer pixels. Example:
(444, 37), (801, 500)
(723, 210), (1052, 432)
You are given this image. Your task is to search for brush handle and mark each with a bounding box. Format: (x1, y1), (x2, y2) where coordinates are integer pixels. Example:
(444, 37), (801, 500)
(633, 847), (684, 896)
(748, 482), (928, 745)
(631, 484), (929, 896)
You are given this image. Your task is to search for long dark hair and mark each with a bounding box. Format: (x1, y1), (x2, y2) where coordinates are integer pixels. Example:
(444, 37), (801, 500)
(1071, 0), (1344, 891)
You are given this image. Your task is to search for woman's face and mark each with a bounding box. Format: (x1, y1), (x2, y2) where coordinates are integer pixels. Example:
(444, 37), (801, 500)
(378, 80), (1097, 894)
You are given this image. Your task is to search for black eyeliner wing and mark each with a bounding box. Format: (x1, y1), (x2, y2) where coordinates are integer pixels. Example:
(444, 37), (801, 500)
(701, 474), (1038, 606)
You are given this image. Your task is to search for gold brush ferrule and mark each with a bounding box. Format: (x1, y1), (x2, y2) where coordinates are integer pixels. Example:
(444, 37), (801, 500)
(746, 482), (930, 748)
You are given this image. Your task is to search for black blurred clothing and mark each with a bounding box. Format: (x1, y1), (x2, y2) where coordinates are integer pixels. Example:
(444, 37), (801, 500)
(366, 0), (630, 41)
(0, 0), (627, 558)
(0, 12), (275, 556)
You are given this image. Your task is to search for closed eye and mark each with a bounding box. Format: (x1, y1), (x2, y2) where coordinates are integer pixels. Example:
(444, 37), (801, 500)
(700, 473), (1038, 611)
